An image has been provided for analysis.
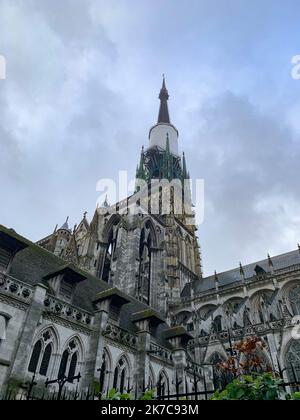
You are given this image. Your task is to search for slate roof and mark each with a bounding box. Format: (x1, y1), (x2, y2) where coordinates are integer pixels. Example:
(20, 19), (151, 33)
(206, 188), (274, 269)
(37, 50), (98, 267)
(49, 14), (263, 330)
(182, 249), (300, 298)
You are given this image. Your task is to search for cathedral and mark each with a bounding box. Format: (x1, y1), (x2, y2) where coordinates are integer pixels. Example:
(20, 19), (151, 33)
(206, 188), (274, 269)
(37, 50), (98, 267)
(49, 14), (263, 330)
(0, 79), (299, 398)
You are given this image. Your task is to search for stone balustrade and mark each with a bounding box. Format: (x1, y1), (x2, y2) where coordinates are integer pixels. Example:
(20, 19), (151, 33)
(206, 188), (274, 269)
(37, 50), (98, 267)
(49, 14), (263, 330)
(43, 295), (93, 327)
(0, 272), (34, 303)
(149, 342), (173, 363)
(103, 322), (137, 349)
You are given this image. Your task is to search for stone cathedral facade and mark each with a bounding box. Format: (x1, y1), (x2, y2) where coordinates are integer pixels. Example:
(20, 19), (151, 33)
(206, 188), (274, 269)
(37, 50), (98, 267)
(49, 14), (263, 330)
(0, 80), (299, 398)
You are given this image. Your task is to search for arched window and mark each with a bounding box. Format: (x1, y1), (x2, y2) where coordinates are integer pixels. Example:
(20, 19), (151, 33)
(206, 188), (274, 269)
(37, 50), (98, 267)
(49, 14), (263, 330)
(68, 352), (78, 381)
(113, 356), (130, 393)
(285, 340), (300, 383)
(98, 348), (112, 395)
(99, 353), (107, 394)
(157, 371), (169, 398)
(120, 369), (126, 394)
(209, 353), (229, 390)
(137, 222), (153, 305)
(39, 343), (52, 376)
(28, 340), (42, 373)
(102, 219), (120, 283)
(28, 329), (57, 376)
(58, 349), (69, 379)
(58, 338), (81, 381)
(289, 285), (300, 316)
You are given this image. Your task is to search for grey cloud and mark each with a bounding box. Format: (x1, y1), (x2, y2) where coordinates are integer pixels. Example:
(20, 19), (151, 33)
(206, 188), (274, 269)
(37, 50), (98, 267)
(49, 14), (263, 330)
(187, 92), (300, 274)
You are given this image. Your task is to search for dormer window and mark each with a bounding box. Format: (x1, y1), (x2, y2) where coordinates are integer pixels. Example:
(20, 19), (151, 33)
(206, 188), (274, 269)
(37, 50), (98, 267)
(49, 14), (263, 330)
(0, 248), (12, 272)
(60, 279), (73, 300)
(0, 228), (28, 274)
(109, 302), (121, 322)
(43, 264), (87, 303)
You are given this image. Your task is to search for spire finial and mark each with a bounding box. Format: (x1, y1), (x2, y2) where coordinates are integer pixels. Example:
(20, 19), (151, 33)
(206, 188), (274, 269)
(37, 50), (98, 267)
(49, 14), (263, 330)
(59, 216), (70, 231)
(102, 195), (109, 208)
(158, 76), (170, 124)
(83, 211), (87, 219)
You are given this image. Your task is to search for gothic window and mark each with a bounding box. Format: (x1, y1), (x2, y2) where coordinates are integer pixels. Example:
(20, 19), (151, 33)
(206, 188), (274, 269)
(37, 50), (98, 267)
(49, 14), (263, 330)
(285, 340), (300, 382)
(58, 350), (69, 379)
(209, 353), (228, 390)
(137, 222), (153, 305)
(120, 369), (126, 394)
(103, 220), (120, 283)
(28, 329), (56, 376)
(39, 343), (52, 376)
(68, 353), (78, 381)
(28, 340), (42, 374)
(157, 371), (169, 397)
(113, 356), (130, 393)
(289, 285), (300, 316)
(58, 338), (81, 381)
(99, 349), (111, 395)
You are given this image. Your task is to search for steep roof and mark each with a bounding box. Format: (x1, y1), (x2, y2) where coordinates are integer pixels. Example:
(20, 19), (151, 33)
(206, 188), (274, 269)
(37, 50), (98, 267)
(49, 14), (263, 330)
(182, 249), (300, 298)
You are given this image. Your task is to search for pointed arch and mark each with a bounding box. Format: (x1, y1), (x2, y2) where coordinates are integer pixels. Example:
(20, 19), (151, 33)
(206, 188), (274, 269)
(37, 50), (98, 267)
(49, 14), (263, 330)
(284, 339), (300, 383)
(208, 352), (228, 391)
(28, 326), (59, 377)
(197, 304), (218, 321)
(137, 220), (157, 304)
(28, 340), (42, 374)
(113, 353), (132, 393)
(99, 347), (113, 395)
(102, 214), (122, 243)
(249, 289), (273, 324)
(140, 218), (158, 248)
(58, 335), (84, 381)
(281, 280), (300, 316)
(157, 369), (170, 397)
(102, 214), (122, 282)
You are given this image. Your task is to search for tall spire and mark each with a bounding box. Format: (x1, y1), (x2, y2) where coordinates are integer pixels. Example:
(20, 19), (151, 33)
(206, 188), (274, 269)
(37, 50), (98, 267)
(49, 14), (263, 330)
(158, 75), (170, 124)
(59, 216), (70, 231)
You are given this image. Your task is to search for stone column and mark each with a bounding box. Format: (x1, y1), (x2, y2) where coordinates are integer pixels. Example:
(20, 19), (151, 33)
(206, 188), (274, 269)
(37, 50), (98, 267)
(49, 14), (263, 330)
(169, 337), (187, 395)
(5, 283), (48, 384)
(133, 319), (151, 398)
(81, 299), (110, 390)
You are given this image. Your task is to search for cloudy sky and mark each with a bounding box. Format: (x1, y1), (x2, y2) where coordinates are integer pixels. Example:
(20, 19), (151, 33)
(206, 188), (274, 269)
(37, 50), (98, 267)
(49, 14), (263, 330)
(1, 0), (300, 276)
